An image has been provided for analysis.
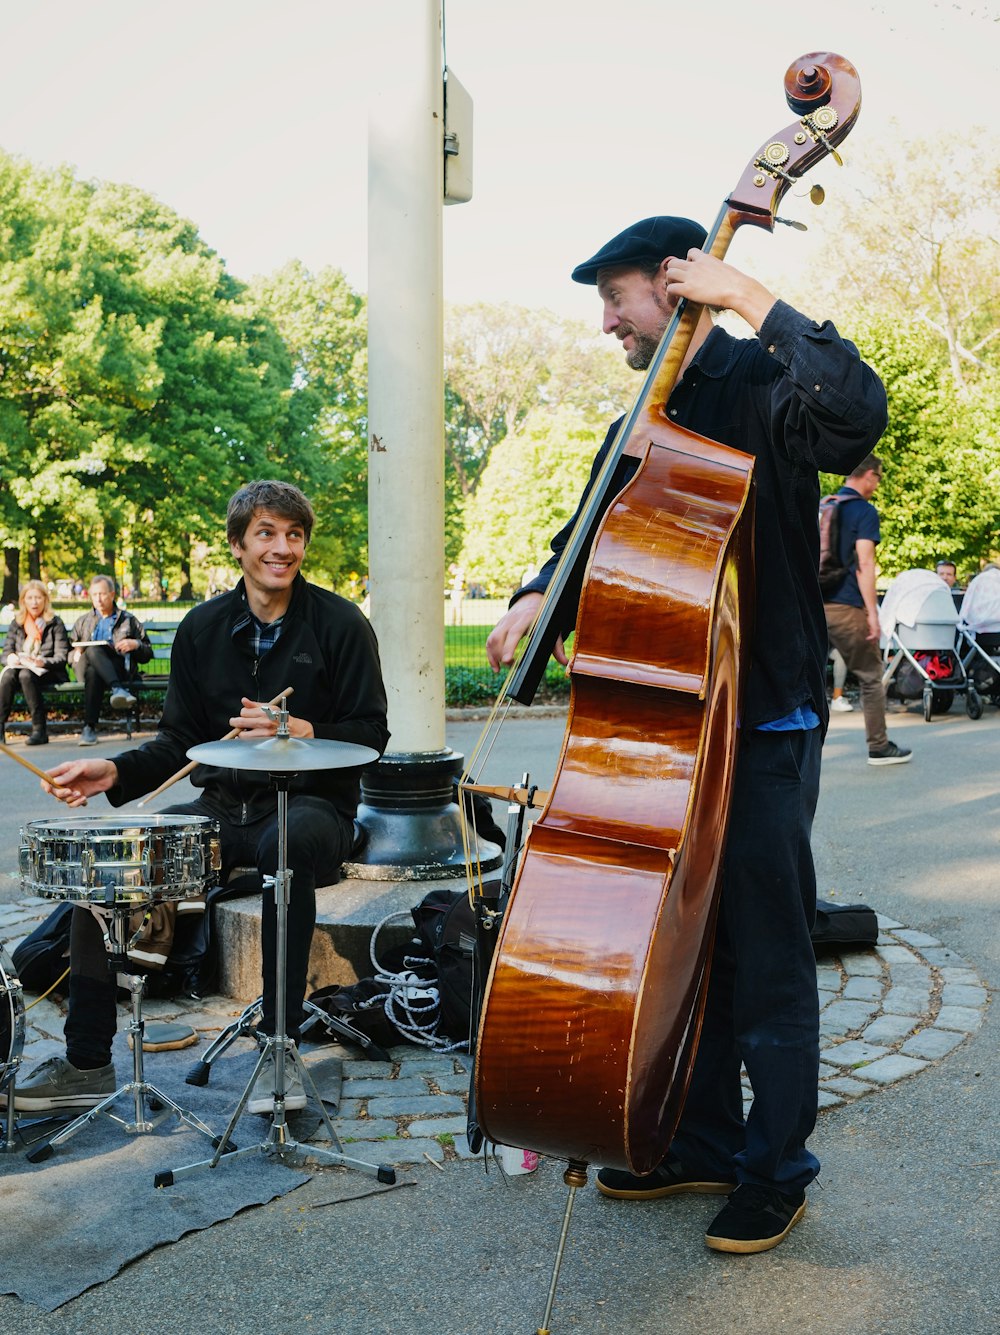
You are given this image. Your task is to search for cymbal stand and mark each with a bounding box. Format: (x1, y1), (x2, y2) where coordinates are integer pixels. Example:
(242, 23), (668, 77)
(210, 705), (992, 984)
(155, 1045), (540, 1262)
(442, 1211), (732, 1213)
(156, 753), (395, 1188)
(26, 907), (222, 1164)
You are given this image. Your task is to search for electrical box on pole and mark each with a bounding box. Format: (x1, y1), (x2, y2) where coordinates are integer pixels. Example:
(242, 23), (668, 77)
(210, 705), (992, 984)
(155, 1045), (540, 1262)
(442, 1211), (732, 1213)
(443, 68), (472, 204)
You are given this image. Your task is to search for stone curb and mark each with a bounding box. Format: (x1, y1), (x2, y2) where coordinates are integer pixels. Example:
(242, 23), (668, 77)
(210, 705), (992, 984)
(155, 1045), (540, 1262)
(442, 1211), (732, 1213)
(2, 902), (990, 1168)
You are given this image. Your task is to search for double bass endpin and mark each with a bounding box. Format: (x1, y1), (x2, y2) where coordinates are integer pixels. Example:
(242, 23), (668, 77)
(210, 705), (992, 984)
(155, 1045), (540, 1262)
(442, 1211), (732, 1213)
(535, 1160), (589, 1335)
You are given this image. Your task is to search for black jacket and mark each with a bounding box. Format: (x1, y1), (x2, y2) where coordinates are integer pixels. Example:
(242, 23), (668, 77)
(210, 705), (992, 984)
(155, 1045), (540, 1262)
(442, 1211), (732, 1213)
(71, 606), (153, 667)
(110, 576), (389, 823)
(2, 616), (71, 683)
(516, 301), (888, 731)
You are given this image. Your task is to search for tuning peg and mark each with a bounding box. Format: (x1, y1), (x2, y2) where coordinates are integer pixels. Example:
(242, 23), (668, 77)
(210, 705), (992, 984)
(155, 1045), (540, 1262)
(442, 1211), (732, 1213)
(809, 184), (826, 206)
(775, 217), (808, 231)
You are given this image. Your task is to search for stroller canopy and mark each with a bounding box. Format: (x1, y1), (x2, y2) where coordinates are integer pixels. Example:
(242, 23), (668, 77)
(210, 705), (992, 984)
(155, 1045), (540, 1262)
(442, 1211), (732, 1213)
(959, 566), (1000, 634)
(880, 569), (958, 646)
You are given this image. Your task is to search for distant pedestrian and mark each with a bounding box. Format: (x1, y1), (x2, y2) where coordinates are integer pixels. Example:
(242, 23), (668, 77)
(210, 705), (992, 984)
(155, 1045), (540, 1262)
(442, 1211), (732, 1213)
(823, 455), (912, 766)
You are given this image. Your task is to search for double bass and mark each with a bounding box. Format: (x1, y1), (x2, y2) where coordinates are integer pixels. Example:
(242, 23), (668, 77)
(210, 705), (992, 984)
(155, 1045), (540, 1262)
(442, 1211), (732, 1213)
(470, 54), (862, 1176)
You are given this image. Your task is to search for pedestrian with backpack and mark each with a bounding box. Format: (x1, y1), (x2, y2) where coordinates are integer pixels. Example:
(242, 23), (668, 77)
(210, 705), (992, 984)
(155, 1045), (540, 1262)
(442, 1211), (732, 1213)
(822, 454), (912, 766)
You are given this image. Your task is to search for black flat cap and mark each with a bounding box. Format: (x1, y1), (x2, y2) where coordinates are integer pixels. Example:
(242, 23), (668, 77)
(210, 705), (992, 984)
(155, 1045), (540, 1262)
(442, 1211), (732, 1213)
(571, 216), (708, 285)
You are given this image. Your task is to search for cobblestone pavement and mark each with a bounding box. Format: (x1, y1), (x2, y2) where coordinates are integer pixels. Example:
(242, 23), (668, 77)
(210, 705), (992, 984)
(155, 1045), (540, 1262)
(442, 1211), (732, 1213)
(2, 895), (987, 1167)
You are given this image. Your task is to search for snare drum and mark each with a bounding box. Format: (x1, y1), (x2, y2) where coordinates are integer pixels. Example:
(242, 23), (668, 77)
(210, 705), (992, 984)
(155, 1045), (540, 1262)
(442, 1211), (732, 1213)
(18, 814), (222, 906)
(1, 944), (25, 1082)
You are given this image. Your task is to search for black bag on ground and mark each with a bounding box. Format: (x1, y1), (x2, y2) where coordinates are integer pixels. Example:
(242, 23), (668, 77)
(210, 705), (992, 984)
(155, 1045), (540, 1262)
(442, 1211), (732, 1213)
(306, 979), (399, 1051)
(409, 888), (478, 1041)
(811, 899), (879, 953)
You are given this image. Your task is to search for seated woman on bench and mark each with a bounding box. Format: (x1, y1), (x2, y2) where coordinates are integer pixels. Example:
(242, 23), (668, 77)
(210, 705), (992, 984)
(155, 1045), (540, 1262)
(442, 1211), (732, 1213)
(0, 580), (71, 747)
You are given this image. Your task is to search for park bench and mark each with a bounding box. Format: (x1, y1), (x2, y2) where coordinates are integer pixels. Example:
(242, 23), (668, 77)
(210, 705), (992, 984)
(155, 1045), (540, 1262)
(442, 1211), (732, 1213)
(1, 618), (179, 739)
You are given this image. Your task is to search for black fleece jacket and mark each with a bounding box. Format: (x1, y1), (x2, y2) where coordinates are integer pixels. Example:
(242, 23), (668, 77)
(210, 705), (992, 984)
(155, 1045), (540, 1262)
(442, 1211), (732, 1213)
(109, 576), (389, 823)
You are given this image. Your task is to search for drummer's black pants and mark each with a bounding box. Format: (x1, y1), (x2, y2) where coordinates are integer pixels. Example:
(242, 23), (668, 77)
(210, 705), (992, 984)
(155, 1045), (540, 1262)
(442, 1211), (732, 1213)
(64, 795), (355, 1068)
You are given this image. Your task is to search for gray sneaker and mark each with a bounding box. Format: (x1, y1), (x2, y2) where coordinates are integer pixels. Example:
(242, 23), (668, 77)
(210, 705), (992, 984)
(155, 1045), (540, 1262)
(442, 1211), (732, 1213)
(7, 1056), (115, 1111)
(247, 1051), (306, 1115)
(78, 725), (99, 746)
(110, 686), (137, 710)
(868, 740), (913, 766)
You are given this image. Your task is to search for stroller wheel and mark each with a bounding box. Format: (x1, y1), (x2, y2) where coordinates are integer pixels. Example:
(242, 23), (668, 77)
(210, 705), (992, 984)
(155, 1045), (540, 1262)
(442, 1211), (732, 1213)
(967, 687), (984, 720)
(923, 686), (934, 722)
(931, 689), (954, 715)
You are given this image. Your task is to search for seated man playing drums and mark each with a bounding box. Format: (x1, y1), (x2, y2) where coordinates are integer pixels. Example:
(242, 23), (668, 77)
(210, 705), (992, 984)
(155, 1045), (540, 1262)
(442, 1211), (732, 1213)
(8, 480), (388, 1116)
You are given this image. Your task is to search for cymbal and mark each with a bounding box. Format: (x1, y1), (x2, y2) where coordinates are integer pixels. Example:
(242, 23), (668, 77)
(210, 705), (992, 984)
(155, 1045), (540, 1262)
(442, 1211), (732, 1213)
(187, 736), (380, 772)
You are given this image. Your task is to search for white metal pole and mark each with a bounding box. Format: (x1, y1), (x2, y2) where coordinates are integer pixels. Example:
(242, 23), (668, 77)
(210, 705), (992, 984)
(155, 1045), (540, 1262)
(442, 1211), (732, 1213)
(367, 0), (445, 754)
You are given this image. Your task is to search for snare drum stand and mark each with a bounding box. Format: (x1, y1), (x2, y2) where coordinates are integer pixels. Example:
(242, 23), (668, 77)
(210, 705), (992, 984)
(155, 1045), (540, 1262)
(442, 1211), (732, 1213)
(155, 769), (395, 1188)
(26, 907), (223, 1164)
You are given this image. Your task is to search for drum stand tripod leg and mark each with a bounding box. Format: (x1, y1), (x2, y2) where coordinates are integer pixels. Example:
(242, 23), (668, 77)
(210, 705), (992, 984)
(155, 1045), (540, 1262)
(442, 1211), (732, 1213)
(186, 993), (389, 1090)
(156, 775), (395, 1189)
(26, 920), (224, 1164)
(185, 996), (264, 1086)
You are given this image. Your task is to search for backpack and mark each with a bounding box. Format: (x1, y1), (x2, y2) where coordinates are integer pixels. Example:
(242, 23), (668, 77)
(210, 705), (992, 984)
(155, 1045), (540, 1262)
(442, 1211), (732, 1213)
(817, 493), (855, 596)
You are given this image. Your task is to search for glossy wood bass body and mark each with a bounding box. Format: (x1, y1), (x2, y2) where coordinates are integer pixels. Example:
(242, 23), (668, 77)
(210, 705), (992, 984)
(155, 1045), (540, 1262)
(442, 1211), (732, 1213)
(475, 425), (754, 1171)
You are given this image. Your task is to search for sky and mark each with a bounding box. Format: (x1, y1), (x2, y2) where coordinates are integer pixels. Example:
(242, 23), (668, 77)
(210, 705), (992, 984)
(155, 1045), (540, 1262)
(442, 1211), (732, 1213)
(1, 0), (996, 325)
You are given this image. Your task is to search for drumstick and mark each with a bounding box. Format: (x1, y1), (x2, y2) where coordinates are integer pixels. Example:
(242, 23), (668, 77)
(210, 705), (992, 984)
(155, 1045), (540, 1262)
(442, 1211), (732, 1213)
(136, 685), (295, 808)
(0, 736), (64, 784)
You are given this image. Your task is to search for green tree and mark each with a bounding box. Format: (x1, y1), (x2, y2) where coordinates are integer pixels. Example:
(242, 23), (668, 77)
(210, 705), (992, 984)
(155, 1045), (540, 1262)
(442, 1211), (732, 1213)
(0, 151), (295, 597)
(248, 261), (369, 584)
(811, 130), (1000, 391)
(444, 303), (632, 497)
(458, 404), (606, 595)
(822, 313), (1000, 578)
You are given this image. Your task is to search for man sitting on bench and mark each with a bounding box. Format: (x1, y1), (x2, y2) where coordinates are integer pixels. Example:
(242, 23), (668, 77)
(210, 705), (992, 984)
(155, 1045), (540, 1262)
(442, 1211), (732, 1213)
(71, 575), (152, 746)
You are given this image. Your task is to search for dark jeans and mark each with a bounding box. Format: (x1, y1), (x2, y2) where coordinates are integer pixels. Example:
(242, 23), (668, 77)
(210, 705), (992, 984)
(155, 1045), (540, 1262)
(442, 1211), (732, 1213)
(76, 645), (136, 728)
(669, 726), (823, 1194)
(65, 793), (354, 1068)
(0, 667), (62, 732)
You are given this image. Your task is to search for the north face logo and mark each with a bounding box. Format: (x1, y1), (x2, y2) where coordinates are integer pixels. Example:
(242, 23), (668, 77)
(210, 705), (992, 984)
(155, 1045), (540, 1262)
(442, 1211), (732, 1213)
(293, 652), (313, 664)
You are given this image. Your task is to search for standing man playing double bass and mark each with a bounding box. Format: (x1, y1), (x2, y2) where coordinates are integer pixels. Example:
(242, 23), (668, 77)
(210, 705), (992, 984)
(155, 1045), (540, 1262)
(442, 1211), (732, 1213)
(487, 217), (888, 1254)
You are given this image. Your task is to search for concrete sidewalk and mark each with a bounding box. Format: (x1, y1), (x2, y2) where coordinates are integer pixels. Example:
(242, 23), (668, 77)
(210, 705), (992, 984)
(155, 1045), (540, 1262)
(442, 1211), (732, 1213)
(0, 701), (997, 1333)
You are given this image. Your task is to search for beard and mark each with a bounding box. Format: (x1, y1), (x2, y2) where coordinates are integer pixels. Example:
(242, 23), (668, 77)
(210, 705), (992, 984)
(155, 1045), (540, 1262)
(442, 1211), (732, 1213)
(618, 325), (663, 371)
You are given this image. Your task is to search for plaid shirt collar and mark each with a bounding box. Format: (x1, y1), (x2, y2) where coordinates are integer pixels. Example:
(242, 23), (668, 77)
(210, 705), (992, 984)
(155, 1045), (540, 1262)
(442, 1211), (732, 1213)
(232, 607), (284, 656)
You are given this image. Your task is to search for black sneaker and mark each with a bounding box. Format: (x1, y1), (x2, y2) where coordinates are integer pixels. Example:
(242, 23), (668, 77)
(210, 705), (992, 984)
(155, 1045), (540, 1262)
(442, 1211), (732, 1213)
(868, 740), (912, 766)
(704, 1183), (806, 1253)
(596, 1154), (735, 1200)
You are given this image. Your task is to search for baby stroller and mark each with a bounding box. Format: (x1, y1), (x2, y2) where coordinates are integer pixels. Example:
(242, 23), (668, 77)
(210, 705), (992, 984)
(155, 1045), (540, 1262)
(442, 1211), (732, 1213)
(957, 566), (1000, 709)
(880, 569), (982, 721)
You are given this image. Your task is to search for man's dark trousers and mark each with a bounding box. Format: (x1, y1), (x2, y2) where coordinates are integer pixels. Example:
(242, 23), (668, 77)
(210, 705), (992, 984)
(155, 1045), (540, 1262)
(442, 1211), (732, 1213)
(669, 726), (823, 1193)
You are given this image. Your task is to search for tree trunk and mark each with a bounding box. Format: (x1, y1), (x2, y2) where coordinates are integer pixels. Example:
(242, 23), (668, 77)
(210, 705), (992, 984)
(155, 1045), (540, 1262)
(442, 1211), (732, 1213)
(102, 525), (117, 583)
(2, 547), (19, 604)
(178, 538), (194, 601)
(28, 547), (42, 580)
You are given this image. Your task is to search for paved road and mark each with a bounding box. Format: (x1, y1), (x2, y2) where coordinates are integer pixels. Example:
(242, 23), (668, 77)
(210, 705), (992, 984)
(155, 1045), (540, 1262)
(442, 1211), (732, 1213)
(0, 700), (996, 1334)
